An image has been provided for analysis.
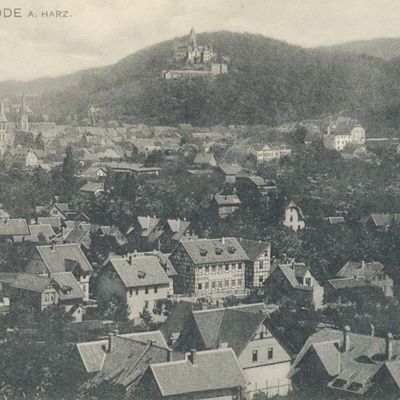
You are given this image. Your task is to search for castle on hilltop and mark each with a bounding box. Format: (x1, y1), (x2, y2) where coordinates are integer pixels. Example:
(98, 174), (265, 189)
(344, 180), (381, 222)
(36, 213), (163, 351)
(173, 28), (216, 66)
(162, 28), (228, 80)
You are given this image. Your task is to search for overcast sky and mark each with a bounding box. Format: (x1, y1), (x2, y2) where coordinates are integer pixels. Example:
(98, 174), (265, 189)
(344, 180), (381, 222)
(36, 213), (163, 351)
(2, 0), (400, 81)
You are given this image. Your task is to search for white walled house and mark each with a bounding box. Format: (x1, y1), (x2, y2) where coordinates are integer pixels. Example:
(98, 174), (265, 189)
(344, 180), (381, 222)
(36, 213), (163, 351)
(323, 118), (366, 151)
(256, 144), (292, 163)
(96, 254), (170, 320)
(283, 201), (306, 232)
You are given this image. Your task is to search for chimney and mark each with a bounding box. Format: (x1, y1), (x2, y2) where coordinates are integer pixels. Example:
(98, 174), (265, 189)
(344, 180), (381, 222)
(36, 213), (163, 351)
(188, 349), (197, 364)
(386, 333), (394, 360)
(128, 255), (132, 265)
(370, 323), (375, 337)
(361, 260), (365, 269)
(107, 332), (113, 353)
(343, 326), (351, 352)
(221, 237), (225, 245)
(167, 348), (172, 362)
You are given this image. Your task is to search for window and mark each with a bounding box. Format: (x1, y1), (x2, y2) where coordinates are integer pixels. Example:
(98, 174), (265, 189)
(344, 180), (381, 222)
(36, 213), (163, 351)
(225, 280), (229, 288)
(198, 283), (202, 290)
(252, 350), (258, 362)
(136, 289), (139, 295)
(205, 266), (209, 274)
(305, 277), (311, 286)
(238, 264), (242, 271)
(211, 282), (216, 289)
(231, 279), (235, 288)
(268, 348), (273, 359)
(225, 264), (229, 272)
(129, 288), (133, 296)
(144, 301), (149, 309)
(212, 266), (216, 274)
(238, 279), (242, 287)
(259, 261), (263, 269)
(145, 287), (149, 294)
(205, 282), (209, 289)
(154, 286), (158, 293)
(259, 276), (264, 283)
(218, 281), (222, 289)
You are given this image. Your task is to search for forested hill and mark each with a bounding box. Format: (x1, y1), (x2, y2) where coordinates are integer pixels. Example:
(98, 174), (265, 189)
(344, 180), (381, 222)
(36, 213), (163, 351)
(3, 31), (400, 133)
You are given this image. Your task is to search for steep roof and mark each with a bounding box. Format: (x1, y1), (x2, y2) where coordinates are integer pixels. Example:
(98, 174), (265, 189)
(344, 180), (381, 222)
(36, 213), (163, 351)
(191, 307), (268, 356)
(37, 217), (61, 229)
(218, 164), (242, 175)
(193, 152), (215, 165)
(28, 224), (56, 240)
(137, 216), (161, 238)
(327, 277), (368, 290)
(52, 272), (85, 300)
(36, 244), (93, 273)
(268, 264), (314, 291)
(213, 193), (241, 206)
(178, 237), (249, 265)
(0, 273), (53, 293)
(0, 218), (29, 236)
(166, 218), (191, 235)
(336, 261), (385, 280)
(290, 328), (400, 394)
(237, 238), (270, 261)
(107, 256), (170, 288)
(149, 348), (247, 396)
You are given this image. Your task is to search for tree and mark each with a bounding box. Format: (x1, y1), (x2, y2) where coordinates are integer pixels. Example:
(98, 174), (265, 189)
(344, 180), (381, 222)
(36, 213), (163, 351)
(139, 309), (153, 331)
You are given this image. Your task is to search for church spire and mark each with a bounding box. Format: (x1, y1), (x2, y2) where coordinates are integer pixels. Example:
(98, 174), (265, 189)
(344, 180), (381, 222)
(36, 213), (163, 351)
(188, 27), (197, 48)
(0, 100), (7, 123)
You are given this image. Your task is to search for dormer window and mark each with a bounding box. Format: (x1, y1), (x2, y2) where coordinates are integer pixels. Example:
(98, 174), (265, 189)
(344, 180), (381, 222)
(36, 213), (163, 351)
(215, 247), (223, 255)
(138, 270), (146, 279)
(199, 248), (208, 256)
(227, 246), (236, 254)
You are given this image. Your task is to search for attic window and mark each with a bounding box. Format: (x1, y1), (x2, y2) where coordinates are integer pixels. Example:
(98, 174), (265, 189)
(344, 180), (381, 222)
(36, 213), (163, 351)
(215, 247), (223, 255)
(199, 248), (208, 256)
(227, 246), (236, 254)
(138, 270), (146, 279)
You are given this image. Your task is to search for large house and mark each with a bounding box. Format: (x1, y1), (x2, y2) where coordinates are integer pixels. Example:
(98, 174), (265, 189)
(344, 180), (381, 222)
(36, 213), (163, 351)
(161, 218), (195, 251)
(290, 326), (400, 399)
(323, 117), (366, 151)
(264, 258), (324, 310)
(25, 243), (93, 302)
(170, 238), (249, 299)
(0, 218), (29, 241)
(327, 260), (394, 299)
(283, 201), (306, 232)
(137, 348), (247, 400)
(76, 330), (174, 397)
(173, 304), (292, 398)
(256, 143), (291, 163)
(212, 193), (242, 219)
(236, 175), (277, 204)
(96, 254), (170, 320)
(0, 272), (85, 321)
(193, 152), (217, 168)
(238, 238), (271, 288)
(126, 216), (164, 248)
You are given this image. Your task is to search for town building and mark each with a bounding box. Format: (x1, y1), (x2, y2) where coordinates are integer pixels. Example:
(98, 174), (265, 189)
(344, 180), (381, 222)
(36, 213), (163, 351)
(327, 260), (394, 299)
(169, 237), (248, 299)
(289, 326), (400, 398)
(283, 201), (306, 232)
(236, 175), (278, 205)
(76, 330), (174, 397)
(25, 243), (93, 302)
(126, 216), (164, 249)
(193, 152), (217, 168)
(0, 272), (85, 321)
(256, 143), (292, 163)
(173, 305), (292, 397)
(96, 254), (170, 321)
(137, 348), (247, 400)
(0, 218), (29, 241)
(264, 258), (324, 310)
(238, 239), (271, 289)
(217, 163), (243, 184)
(79, 182), (105, 197)
(369, 213), (400, 230)
(212, 193), (242, 219)
(160, 218), (195, 252)
(323, 117), (366, 151)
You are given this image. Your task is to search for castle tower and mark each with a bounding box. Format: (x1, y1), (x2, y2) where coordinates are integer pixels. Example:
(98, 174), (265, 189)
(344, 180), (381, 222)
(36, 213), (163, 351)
(20, 94), (29, 132)
(188, 27), (197, 48)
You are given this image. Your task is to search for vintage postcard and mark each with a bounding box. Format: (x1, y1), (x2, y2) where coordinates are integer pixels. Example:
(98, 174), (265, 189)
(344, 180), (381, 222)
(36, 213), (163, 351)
(0, 0), (399, 399)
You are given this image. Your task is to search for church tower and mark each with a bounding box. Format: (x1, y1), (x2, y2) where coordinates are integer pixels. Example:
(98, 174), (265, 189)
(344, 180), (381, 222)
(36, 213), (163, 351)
(20, 94), (29, 132)
(188, 27), (197, 48)
(0, 100), (7, 159)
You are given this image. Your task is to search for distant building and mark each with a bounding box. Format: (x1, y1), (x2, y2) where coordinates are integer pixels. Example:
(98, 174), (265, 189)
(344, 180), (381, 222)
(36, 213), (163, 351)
(290, 326), (400, 398)
(0, 100), (12, 159)
(264, 258), (324, 310)
(370, 213), (400, 230)
(323, 117), (366, 151)
(0, 218), (29, 241)
(193, 152), (217, 168)
(218, 163), (243, 184)
(327, 260), (394, 299)
(283, 201), (306, 232)
(161, 218), (196, 252)
(256, 143), (291, 163)
(236, 175), (277, 204)
(79, 182), (105, 197)
(212, 193), (242, 219)
(96, 254), (170, 320)
(126, 216), (164, 248)
(169, 237), (248, 298)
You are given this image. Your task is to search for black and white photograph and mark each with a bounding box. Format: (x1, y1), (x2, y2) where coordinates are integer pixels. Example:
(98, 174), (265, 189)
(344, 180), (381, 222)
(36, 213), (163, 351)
(1, 0), (400, 399)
